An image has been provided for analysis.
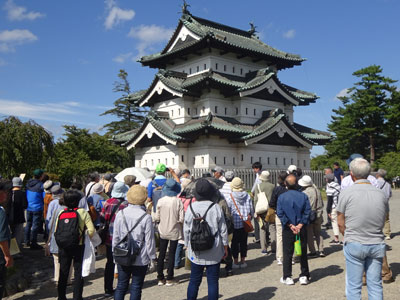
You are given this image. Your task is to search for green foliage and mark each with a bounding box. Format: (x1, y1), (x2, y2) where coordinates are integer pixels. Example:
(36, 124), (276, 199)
(47, 125), (133, 186)
(0, 116), (54, 179)
(326, 65), (398, 164)
(101, 69), (147, 135)
(376, 152), (400, 180)
(310, 155), (348, 171)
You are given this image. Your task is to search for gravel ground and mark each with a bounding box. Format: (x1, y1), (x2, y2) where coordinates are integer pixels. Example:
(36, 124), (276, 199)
(8, 190), (400, 300)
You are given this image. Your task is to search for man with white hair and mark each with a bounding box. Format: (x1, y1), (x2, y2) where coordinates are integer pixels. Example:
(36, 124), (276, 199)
(337, 158), (388, 299)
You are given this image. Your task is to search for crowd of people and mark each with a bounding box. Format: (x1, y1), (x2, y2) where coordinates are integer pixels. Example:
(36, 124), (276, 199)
(0, 153), (394, 300)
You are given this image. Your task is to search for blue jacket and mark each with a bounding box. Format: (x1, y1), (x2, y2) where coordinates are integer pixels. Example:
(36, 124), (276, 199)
(26, 179), (44, 212)
(277, 190), (311, 227)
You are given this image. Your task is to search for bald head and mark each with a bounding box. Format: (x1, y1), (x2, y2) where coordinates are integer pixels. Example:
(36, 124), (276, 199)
(285, 174), (298, 190)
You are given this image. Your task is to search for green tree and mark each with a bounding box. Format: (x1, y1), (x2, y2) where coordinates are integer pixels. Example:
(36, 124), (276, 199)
(101, 69), (147, 135)
(326, 65), (397, 164)
(0, 116), (54, 178)
(47, 125), (133, 186)
(310, 155), (347, 171)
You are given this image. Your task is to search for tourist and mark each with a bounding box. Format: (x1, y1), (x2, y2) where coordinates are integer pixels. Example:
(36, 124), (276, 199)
(102, 173), (115, 197)
(341, 154), (379, 189)
(376, 169), (392, 240)
(43, 180), (54, 221)
(0, 179), (13, 300)
(299, 175), (325, 257)
(154, 179), (183, 286)
(8, 177), (27, 250)
(227, 177), (254, 269)
(184, 178), (228, 300)
(337, 158), (388, 299)
(277, 174), (311, 285)
(250, 162), (262, 243)
(212, 166), (227, 182)
(254, 171), (275, 255)
(323, 167), (335, 229)
(333, 162), (344, 185)
(25, 168), (45, 250)
(181, 169), (191, 180)
(113, 185), (156, 300)
(270, 171), (288, 265)
(46, 185), (64, 232)
(70, 182), (88, 211)
(100, 181), (129, 296)
(124, 175), (137, 188)
(85, 172), (100, 197)
(56, 190), (95, 300)
(87, 183), (107, 228)
(325, 173), (341, 245)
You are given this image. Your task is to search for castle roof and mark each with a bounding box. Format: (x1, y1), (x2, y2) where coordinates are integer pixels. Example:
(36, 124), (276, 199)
(121, 110), (331, 150)
(139, 13), (304, 70)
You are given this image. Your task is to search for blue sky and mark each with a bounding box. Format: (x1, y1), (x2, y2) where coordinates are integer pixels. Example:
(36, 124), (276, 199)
(0, 0), (399, 156)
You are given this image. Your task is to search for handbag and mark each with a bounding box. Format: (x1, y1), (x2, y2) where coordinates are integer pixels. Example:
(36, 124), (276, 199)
(230, 194), (254, 233)
(255, 184), (269, 215)
(113, 211), (147, 266)
(97, 200), (124, 244)
(294, 234), (302, 256)
(265, 207), (276, 223)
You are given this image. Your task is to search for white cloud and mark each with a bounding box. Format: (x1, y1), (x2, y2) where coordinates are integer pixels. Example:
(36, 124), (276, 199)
(4, 0), (45, 21)
(283, 29), (296, 39)
(104, 0), (135, 30)
(0, 29), (38, 52)
(112, 52), (133, 63)
(335, 88), (350, 100)
(128, 25), (174, 57)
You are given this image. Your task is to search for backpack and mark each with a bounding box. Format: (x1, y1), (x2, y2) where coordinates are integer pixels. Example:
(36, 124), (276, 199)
(113, 210), (147, 266)
(189, 200), (216, 252)
(55, 208), (82, 250)
(151, 180), (164, 212)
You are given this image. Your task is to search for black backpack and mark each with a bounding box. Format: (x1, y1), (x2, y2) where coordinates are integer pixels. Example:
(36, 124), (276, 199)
(55, 208), (81, 250)
(189, 200), (216, 252)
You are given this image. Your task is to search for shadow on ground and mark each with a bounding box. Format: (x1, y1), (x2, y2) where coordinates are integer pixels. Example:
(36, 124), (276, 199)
(224, 286), (277, 300)
(310, 264), (343, 283)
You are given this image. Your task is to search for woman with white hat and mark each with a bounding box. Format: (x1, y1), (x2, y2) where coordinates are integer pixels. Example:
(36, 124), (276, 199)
(299, 175), (325, 257)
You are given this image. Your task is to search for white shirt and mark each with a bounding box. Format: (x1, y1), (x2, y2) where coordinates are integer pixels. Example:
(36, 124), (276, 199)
(341, 174), (379, 190)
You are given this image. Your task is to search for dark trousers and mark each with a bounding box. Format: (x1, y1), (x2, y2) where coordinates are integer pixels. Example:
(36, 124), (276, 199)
(326, 197), (333, 226)
(114, 264), (147, 300)
(187, 263), (220, 300)
(231, 228), (248, 259)
(58, 245), (85, 300)
(0, 264), (6, 300)
(282, 226), (309, 280)
(24, 210), (42, 244)
(223, 246), (233, 271)
(104, 245), (114, 293)
(157, 238), (178, 280)
(254, 218), (260, 241)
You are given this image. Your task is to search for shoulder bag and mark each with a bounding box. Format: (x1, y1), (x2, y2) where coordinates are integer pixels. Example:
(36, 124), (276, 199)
(255, 184), (269, 215)
(230, 194), (254, 233)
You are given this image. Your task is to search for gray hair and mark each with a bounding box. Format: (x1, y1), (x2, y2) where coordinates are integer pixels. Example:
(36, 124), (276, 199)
(350, 158), (370, 179)
(377, 169), (387, 178)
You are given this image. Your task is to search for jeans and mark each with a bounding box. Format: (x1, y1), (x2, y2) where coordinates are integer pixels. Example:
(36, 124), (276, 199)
(174, 243), (184, 268)
(58, 245), (85, 300)
(343, 242), (386, 300)
(114, 264), (147, 300)
(157, 238), (178, 280)
(24, 210), (43, 244)
(187, 263), (220, 300)
(282, 226), (309, 279)
(231, 228), (248, 259)
(104, 245), (114, 292)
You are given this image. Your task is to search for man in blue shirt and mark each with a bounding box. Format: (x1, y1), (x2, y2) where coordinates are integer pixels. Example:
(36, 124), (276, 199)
(0, 180), (13, 300)
(333, 162), (344, 185)
(277, 174), (311, 286)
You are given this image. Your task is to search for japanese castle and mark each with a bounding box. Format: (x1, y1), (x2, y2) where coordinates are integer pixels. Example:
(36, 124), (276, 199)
(114, 7), (330, 171)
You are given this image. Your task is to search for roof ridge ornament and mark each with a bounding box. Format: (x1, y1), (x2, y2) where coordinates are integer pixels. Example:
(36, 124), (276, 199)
(248, 22), (257, 36)
(181, 0), (191, 15)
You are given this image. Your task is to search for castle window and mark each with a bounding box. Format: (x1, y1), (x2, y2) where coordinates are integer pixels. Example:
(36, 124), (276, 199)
(181, 155), (184, 162)
(158, 159), (160, 164)
(215, 156), (217, 164)
(245, 108), (248, 115)
(215, 106), (218, 113)
(193, 157), (195, 165)
(297, 160), (300, 166)
(254, 109), (256, 116)
(232, 66), (235, 73)
(151, 159), (154, 166)
(251, 157), (253, 164)
(224, 157), (226, 164)
(195, 108), (198, 115)
(145, 160), (147, 166)
(259, 157), (262, 163)
(224, 65), (227, 71)
(233, 157), (236, 165)
(202, 106), (205, 113)
(171, 110), (174, 117)
(236, 107), (239, 115)
(172, 157), (175, 165)
(178, 108), (181, 116)
(196, 66), (199, 72)
(283, 158), (286, 165)
(189, 68), (192, 74)
(291, 158), (294, 165)
(187, 107), (191, 115)
(304, 160), (306, 167)
(267, 157), (270, 165)
(165, 158), (168, 165)
(215, 63), (218, 70)
(275, 158), (278, 165)
(240, 68), (243, 75)
(204, 64), (207, 70)
(241, 154), (244, 161)
(201, 157), (205, 165)
(225, 107), (227, 115)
